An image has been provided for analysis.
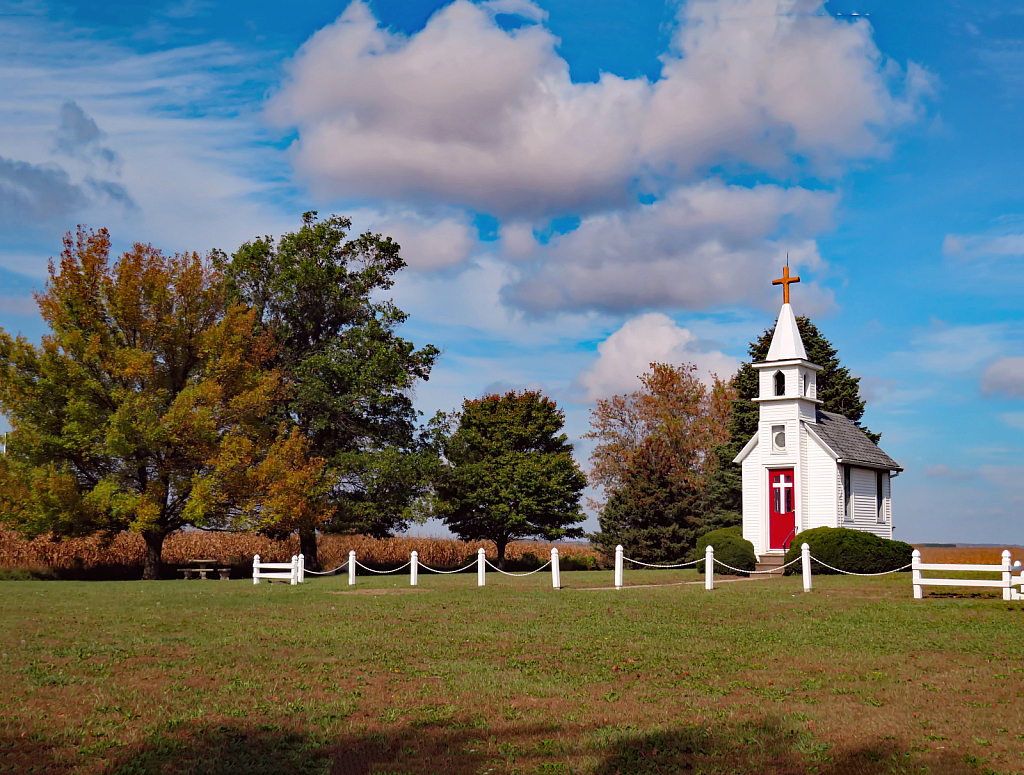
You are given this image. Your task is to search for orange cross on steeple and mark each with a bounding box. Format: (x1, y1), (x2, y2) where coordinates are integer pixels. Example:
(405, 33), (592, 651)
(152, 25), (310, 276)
(772, 265), (800, 305)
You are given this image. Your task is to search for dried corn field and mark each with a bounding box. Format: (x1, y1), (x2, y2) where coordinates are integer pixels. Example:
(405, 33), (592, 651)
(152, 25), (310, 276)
(914, 545), (1022, 564)
(0, 527), (600, 576)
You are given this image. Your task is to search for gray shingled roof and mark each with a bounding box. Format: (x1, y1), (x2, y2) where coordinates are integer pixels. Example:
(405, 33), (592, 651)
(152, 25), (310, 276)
(810, 410), (903, 471)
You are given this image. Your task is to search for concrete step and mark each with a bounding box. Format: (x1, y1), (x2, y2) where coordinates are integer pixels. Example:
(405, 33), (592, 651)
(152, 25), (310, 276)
(755, 554), (786, 573)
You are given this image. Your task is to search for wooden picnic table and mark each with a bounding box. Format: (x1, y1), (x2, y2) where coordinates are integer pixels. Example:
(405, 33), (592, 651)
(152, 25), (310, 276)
(178, 559), (232, 580)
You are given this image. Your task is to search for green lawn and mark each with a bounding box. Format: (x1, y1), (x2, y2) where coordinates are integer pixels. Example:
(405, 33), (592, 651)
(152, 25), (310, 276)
(1, 569), (1022, 774)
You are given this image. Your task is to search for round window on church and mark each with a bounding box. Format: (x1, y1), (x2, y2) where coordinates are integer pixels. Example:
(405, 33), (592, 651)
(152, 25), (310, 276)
(771, 425), (786, 451)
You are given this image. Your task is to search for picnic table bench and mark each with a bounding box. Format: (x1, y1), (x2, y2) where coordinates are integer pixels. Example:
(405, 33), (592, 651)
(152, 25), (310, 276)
(178, 559), (232, 580)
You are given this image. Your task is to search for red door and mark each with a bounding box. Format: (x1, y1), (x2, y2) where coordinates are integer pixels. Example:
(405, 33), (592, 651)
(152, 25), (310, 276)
(769, 469), (796, 550)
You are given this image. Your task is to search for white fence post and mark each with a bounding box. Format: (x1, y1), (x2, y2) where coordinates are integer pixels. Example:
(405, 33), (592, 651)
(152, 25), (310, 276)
(801, 543), (812, 592)
(705, 545), (714, 591)
(477, 547), (486, 587)
(1014, 561), (1023, 601)
(912, 549), (923, 599)
(290, 555), (298, 585)
(551, 547), (560, 589)
(298, 553), (305, 584)
(348, 550), (356, 586)
(411, 551), (418, 586)
(614, 545), (623, 589)
(253, 554), (260, 585)
(1002, 550), (1013, 601)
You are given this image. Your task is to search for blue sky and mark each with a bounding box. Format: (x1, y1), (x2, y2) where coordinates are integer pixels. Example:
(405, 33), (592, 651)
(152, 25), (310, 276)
(2, 0), (1023, 543)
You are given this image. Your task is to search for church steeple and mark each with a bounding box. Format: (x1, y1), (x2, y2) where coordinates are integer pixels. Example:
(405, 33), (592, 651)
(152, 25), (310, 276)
(766, 303), (808, 361)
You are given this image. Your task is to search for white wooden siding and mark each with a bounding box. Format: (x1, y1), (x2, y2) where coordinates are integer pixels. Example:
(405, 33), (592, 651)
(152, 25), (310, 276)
(805, 431), (837, 529)
(759, 402), (796, 423)
(835, 467), (844, 524)
(845, 466), (893, 540)
(741, 447), (762, 551)
(759, 366), (800, 398)
(799, 424), (809, 531)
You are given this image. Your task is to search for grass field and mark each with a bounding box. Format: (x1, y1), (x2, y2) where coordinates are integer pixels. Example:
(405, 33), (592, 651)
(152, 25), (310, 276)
(1, 569), (1022, 775)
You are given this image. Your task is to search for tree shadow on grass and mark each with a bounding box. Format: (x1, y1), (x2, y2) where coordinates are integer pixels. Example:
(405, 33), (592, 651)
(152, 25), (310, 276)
(97, 721), (567, 775)
(594, 718), (978, 775)
(5, 716), (983, 775)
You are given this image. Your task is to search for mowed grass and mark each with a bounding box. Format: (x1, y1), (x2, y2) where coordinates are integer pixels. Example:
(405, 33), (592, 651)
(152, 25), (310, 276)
(1, 569), (1023, 775)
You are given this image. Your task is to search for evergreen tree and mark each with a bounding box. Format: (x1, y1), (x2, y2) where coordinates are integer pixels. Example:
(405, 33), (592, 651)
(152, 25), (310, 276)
(707, 316), (880, 526)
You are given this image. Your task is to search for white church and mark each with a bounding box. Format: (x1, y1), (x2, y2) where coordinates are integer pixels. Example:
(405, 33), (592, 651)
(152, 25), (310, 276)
(734, 268), (902, 558)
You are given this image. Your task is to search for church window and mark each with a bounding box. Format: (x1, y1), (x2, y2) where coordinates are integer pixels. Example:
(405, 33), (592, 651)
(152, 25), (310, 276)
(774, 371), (785, 396)
(771, 425), (786, 452)
(876, 471), (885, 523)
(802, 373), (809, 396)
(843, 465), (854, 522)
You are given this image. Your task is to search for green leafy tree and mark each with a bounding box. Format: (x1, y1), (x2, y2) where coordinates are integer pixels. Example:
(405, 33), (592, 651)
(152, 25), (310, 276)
(708, 315), (880, 526)
(225, 212), (440, 569)
(0, 228), (317, 579)
(433, 391), (587, 568)
(585, 363), (735, 561)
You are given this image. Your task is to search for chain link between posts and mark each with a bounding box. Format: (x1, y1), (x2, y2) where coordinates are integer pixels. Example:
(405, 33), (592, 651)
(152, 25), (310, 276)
(354, 560), (412, 574)
(418, 560), (479, 574)
(303, 561), (349, 576)
(810, 558), (912, 576)
(484, 559), (552, 576)
(713, 556), (802, 575)
(623, 557), (701, 569)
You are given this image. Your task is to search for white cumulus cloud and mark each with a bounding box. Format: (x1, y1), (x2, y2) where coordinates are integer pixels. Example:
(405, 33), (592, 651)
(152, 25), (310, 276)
(269, 0), (931, 218)
(502, 180), (836, 313)
(575, 313), (739, 402)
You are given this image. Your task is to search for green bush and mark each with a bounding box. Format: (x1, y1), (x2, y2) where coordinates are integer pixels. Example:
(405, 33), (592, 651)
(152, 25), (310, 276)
(694, 527), (755, 576)
(560, 553), (600, 571)
(782, 527), (913, 575)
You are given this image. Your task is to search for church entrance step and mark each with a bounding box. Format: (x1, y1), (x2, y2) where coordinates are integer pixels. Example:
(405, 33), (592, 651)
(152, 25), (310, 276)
(755, 554), (786, 573)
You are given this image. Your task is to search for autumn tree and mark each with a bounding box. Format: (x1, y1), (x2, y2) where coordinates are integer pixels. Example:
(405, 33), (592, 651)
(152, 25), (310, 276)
(225, 212), (440, 569)
(585, 363), (735, 560)
(433, 391), (587, 568)
(0, 227), (327, 579)
(707, 316), (879, 525)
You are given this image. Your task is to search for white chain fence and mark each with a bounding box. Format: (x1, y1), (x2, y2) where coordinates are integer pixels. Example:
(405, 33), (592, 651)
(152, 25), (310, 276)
(714, 556), (802, 575)
(254, 542), (1018, 600)
(485, 559), (552, 576)
(811, 558), (912, 576)
(419, 560), (478, 574)
(623, 557), (701, 569)
(355, 560), (411, 574)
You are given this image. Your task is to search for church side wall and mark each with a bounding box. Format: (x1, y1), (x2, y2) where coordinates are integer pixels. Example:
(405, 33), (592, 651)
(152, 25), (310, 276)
(848, 467), (892, 540)
(741, 452), (763, 552)
(804, 433), (837, 530)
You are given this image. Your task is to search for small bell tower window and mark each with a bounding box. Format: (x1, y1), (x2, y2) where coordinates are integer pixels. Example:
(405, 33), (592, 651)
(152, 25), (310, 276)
(774, 371), (785, 396)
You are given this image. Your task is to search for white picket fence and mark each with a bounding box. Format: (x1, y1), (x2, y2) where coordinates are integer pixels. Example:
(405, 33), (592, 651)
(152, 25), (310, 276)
(912, 549), (1023, 600)
(249, 545), (1022, 600)
(252, 554), (305, 585)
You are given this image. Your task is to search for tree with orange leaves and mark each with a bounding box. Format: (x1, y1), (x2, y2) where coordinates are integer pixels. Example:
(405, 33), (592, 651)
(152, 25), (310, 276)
(584, 363), (735, 561)
(0, 227), (329, 579)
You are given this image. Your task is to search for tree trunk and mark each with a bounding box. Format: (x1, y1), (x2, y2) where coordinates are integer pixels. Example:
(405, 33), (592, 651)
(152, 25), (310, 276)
(299, 527), (320, 571)
(496, 538), (507, 571)
(142, 530), (166, 580)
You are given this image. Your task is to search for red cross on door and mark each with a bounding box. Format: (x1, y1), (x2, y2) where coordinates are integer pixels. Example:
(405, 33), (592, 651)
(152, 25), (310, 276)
(769, 469), (796, 550)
